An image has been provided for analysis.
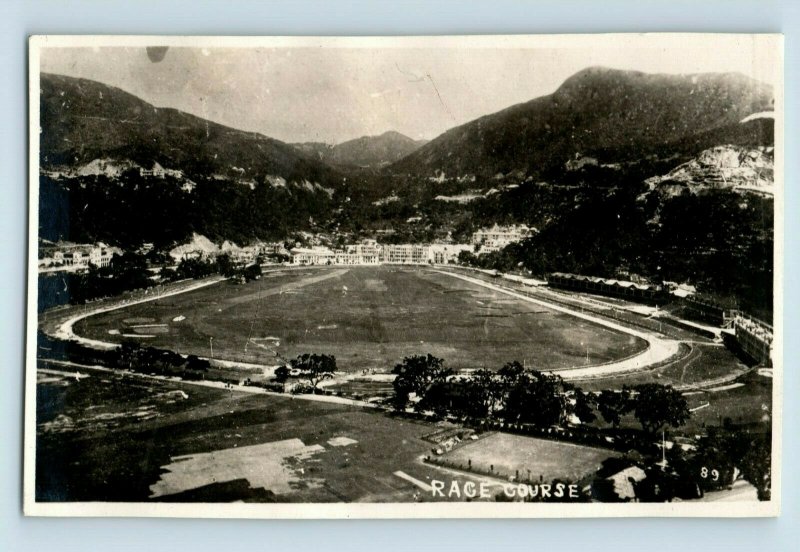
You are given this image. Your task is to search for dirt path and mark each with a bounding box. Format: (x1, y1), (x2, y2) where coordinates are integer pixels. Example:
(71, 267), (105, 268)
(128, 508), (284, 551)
(38, 359), (379, 409)
(225, 268), (349, 305)
(434, 270), (682, 380)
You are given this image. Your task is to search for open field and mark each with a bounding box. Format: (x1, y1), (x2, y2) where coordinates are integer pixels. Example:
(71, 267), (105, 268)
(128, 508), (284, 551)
(439, 432), (618, 482)
(37, 367), (522, 502)
(677, 372), (773, 434)
(72, 266), (647, 373)
(36, 360), (771, 503)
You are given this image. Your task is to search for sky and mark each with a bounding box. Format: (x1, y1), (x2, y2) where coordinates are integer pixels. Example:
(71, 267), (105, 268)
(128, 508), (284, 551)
(38, 36), (781, 144)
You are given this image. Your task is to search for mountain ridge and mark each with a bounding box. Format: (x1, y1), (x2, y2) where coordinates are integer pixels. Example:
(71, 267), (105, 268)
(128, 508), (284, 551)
(389, 67), (773, 178)
(40, 72), (343, 187)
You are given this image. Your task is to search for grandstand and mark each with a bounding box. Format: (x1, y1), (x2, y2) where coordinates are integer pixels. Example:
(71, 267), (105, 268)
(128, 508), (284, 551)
(732, 314), (773, 366)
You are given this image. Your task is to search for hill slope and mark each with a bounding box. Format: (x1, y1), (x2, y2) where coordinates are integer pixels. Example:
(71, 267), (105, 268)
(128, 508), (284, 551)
(40, 73), (342, 186)
(389, 67), (773, 178)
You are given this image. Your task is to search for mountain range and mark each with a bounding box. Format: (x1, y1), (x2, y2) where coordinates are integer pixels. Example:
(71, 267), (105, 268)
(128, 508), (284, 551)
(41, 67), (773, 185)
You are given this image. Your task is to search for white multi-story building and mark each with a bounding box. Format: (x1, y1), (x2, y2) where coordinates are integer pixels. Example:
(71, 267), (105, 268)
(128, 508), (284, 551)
(380, 244), (429, 264)
(428, 244), (472, 264)
(344, 240), (382, 264)
(471, 224), (534, 254)
(39, 243), (113, 271)
(89, 246), (112, 268)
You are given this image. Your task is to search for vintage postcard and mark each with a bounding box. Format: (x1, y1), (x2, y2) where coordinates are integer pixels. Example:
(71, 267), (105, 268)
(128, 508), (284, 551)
(25, 34), (783, 518)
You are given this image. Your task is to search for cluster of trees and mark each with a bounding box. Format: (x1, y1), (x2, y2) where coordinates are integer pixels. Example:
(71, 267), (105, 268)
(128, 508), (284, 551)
(112, 342), (210, 380)
(595, 384), (692, 434)
(57, 251), (155, 305)
(170, 257), (217, 280)
(44, 249), (265, 310)
(391, 356), (691, 436)
(39, 172), (337, 250)
(159, 252), (266, 283)
(213, 253), (263, 282)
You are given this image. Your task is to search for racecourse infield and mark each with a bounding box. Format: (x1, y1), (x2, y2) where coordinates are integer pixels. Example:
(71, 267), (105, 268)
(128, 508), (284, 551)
(71, 266), (649, 373)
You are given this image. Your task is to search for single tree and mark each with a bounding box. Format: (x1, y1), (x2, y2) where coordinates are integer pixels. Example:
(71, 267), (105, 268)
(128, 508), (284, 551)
(740, 432), (772, 501)
(116, 341), (141, 370)
(185, 354), (210, 380)
(391, 354), (452, 412)
(392, 354), (451, 395)
(244, 263), (262, 281)
(391, 377), (413, 411)
(273, 365), (290, 383)
(497, 361), (525, 386)
(503, 369), (570, 427)
(415, 382), (453, 419)
(291, 353), (337, 393)
(571, 389), (597, 424)
(216, 253), (235, 277)
(597, 388), (633, 429)
(469, 368), (505, 418)
(630, 383), (690, 434)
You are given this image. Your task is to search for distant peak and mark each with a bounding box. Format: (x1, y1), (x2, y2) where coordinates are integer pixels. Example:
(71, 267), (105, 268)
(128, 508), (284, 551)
(375, 130), (412, 141)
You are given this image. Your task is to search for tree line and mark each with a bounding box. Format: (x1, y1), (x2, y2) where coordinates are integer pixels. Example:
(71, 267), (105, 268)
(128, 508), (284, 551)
(391, 354), (690, 436)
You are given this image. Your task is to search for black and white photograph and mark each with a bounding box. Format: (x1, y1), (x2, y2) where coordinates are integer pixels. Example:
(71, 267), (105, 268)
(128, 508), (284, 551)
(25, 34), (783, 518)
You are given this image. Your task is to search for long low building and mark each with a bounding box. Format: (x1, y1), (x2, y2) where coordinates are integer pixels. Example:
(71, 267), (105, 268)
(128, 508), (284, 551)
(290, 246), (337, 265)
(547, 272), (665, 303)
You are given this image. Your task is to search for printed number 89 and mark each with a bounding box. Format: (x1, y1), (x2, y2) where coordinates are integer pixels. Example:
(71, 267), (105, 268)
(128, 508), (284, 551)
(700, 467), (719, 481)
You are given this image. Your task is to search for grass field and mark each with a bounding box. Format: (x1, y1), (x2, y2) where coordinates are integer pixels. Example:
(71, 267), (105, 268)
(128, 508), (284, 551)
(440, 432), (618, 482)
(676, 372), (773, 434)
(39, 368), (524, 502)
(73, 266), (647, 373)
